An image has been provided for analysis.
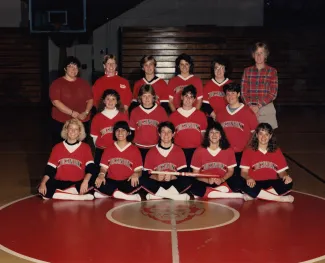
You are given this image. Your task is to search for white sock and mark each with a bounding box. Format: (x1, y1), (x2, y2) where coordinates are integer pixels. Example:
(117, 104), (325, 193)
(257, 190), (294, 203)
(52, 192), (94, 200)
(243, 194), (254, 201)
(146, 194), (163, 200)
(167, 185), (179, 195)
(207, 191), (243, 199)
(156, 187), (190, 201)
(266, 187), (278, 195)
(56, 187), (79, 195)
(113, 190), (141, 201)
(213, 185), (230, 193)
(94, 191), (109, 199)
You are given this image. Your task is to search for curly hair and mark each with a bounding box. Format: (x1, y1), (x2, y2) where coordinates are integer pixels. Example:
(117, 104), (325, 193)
(61, 118), (86, 142)
(211, 56), (231, 79)
(97, 89), (123, 113)
(137, 84), (157, 105)
(202, 121), (230, 149)
(249, 123), (278, 152)
(175, 53), (194, 75)
(63, 56), (81, 69)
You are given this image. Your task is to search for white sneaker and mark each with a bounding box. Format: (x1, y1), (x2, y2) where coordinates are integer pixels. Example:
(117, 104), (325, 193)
(243, 194), (254, 201)
(279, 195), (294, 203)
(94, 191), (109, 199)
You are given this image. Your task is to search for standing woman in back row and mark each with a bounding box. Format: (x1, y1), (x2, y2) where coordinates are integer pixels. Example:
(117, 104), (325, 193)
(241, 42), (278, 129)
(92, 54), (132, 112)
(49, 56), (93, 146)
(167, 53), (203, 112)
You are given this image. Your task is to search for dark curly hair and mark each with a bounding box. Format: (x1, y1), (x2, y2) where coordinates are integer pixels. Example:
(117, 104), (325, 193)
(211, 56), (231, 79)
(175, 53), (194, 75)
(202, 121), (230, 150)
(249, 123), (278, 152)
(63, 56), (81, 69)
(97, 89), (123, 113)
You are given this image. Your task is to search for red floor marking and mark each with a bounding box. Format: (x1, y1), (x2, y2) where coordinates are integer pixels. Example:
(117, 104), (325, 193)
(0, 192), (325, 263)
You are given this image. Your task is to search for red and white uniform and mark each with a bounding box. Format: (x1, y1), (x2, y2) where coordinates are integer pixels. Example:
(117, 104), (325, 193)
(133, 77), (169, 104)
(240, 148), (288, 181)
(169, 108), (207, 149)
(167, 75), (203, 109)
(47, 141), (94, 181)
(100, 142), (143, 181)
(203, 78), (232, 115)
(217, 104), (258, 153)
(130, 104), (168, 148)
(90, 109), (128, 149)
(191, 147), (236, 178)
(49, 77), (92, 123)
(92, 75), (132, 108)
(144, 144), (187, 173)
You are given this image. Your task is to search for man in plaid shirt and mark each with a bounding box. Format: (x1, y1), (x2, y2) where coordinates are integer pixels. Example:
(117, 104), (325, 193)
(241, 42), (278, 129)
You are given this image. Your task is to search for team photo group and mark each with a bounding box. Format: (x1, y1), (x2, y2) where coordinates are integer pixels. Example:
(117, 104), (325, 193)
(38, 41), (294, 204)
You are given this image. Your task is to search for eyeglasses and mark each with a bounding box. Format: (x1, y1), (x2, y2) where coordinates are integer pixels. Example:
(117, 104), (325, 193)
(214, 65), (225, 70)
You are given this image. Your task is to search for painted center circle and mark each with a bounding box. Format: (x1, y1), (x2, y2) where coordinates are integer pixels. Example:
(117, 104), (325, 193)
(106, 200), (240, 231)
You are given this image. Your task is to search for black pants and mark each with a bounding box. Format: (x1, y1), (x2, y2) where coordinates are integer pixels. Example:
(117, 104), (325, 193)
(95, 177), (142, 196)
(138, 147), (150, 165)
(141, 175), (192, 194)
(242, 179), (293, 198)
(182, 148), (196, 172)
(41, 178), (92, 198)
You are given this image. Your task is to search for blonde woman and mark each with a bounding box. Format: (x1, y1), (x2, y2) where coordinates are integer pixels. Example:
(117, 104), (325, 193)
(38, 119), (95, 200)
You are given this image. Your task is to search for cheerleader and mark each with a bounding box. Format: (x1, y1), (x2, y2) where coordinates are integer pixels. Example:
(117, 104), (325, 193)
(240, 123), (294, 202)
(38, 119), (95, 200)
(93, 121), (143, 201)
(190, 122), (243, 199)
(90, 89), (128, 166)
(130, 84), (168, 162)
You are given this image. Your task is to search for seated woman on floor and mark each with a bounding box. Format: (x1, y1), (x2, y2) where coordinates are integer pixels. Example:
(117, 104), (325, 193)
(190, 121), (244, 199)
(141, 121), (192, 201)
(38, 119), (96, 200)
(93, 121), (143, 201)
(240, 123), (294, 202)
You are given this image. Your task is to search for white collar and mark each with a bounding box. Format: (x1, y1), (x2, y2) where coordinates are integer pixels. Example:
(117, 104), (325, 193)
(212, 78), (229, 86)
(226, 103), (245, 115)
(156, 144), (174, 158)
(207, 147), (221, 157)
(63, 141), (81, 153)
(114, 142), (132, 152)
(140, 104), (157, 114)
(177, 107), (196, 118)
(258, 148), (268, 154)
(178, 74), (194, 81)
(102, 108), (119, 119)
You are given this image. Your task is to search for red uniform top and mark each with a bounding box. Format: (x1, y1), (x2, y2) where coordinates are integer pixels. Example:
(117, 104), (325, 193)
(100, 142), (143, 181)
(191, 147), (236, 178)
(48, 142), (94, 181)
(49, 77), (92, 123)
(240, 148), (288, 181)
(169, 108), (207, 149)
(144, 144), (187, 172)
(92, 75), (132, 108)
(130, 104), (168, 148)
(167, 75), (203, 109)
(217, 104), (258, 153)
(133, 77), (169, 103)
(203, 78), (232, 115)
(90, 110), (129, 149)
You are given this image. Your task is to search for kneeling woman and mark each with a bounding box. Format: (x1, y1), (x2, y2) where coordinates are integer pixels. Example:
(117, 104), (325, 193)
(240, 123), (294, 202)
(94, 121), (143, 201)
(141, 121), (192, 200)
(190, 121), (243, 199)
(38, 119), (96, 200)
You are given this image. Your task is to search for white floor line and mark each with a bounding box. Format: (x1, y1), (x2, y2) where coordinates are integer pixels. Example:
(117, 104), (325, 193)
(170, 201), (180, 263)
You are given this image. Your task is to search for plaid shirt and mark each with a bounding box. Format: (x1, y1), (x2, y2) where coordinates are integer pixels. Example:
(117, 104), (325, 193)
(241, 64), (278, 106)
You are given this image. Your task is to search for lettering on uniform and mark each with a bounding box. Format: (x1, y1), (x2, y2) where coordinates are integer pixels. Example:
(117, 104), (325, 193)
(109, 158), (133, 170)
(174, 85), (187, 94)
(202, 162), (227, 172)
(137, 119), (159, 127)
(59, 158), (82, 169)
(154, 163), (177, 172)
(252, 161), (278, 171)
(176, 122), (200, 132)
(100, 126), (113, 136)
(221, 121), (244, 131)
(208, 91), (225, 99)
